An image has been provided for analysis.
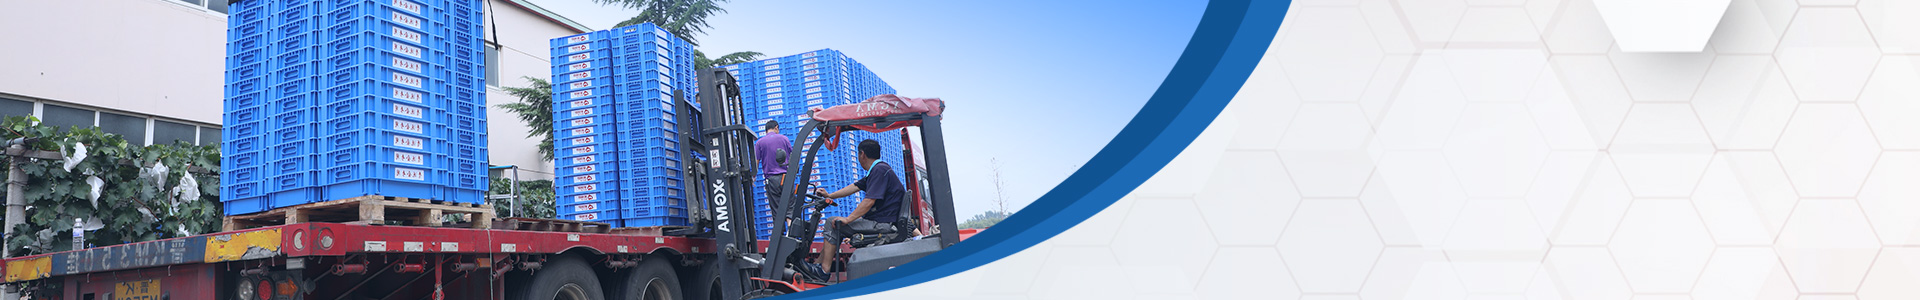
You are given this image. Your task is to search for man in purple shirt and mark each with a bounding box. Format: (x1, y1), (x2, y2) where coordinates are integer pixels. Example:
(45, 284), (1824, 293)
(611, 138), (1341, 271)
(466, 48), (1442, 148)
(753, 120), (793, 215)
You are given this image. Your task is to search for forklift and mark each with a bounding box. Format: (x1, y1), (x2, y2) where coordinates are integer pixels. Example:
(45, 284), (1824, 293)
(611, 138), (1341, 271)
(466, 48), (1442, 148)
(674, 68), (959, 299)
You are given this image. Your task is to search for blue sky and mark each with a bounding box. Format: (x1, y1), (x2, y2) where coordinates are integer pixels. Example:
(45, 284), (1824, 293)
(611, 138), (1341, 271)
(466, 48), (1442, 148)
(525, 0), (1208, 219)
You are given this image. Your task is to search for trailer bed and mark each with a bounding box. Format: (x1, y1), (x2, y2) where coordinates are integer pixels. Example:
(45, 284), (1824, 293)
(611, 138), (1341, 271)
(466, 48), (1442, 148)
(1, 222), (719, 284)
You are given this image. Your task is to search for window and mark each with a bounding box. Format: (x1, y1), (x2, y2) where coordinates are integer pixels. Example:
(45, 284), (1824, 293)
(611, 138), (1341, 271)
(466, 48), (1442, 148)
(200, 127), (222, 146)
(485, 43), (500, 87)
(41, 104), (94, 132)
(153, 120), (197, 146)
(172, 0), (226, 13)
(17, 100), (220, 145)
(99, 112), (148, 145)
(0, 98), (31, 119)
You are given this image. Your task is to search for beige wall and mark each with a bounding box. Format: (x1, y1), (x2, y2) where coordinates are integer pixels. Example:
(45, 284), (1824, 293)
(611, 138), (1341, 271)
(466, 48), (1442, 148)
(0, 0), (578, 180)
(485, 0), (587, 180)
(0, 0), (228, 125)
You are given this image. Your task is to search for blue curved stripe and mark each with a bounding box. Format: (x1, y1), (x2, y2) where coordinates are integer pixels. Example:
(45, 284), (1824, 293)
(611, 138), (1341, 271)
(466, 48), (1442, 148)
(779, 0), (1289, 298)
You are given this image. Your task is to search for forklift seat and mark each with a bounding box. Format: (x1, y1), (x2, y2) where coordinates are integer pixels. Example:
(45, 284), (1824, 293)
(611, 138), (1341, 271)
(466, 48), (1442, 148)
(841, 220), (910, 248)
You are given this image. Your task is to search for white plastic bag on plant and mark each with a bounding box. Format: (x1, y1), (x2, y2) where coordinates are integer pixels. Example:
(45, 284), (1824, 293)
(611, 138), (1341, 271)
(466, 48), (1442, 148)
(144, 162), (169, 187)
(61, 143), (86, 172)
(171, 172), (200, 207)
(85, 175), (103, 208)
(81, 217), (103, 231)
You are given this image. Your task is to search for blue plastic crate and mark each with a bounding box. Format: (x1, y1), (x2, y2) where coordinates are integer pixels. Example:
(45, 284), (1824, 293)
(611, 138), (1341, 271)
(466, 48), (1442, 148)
(320, 162), (441, 200)
(229, 22), (268, 50)
(226, 134), (264, 153)
(440, 187), (485, 204)
(445, 114), (483, 133)
(551, 39), (613, 60)
(556, 125), (616, 152)
(558, 199), (619, 215)
(550, 141), (614, 160)
(226, 91), (266, 111)
(318, 129), (442, 166)
(319, 143), (441, 174)
(320, 111), (436, 139)
(553, 75), (615, 93)
(552, 59), (614, 82)
(326, 46), (436, 78)
(227, 1), (268, 25)
(554, 96), (617, 119)
(622, 165), (682, 183)
(555, 114), (614, 134)
(450, 128), (483, 148)
(622, 175), (683, 192)
(267, 125), (312, 146)
(267, 182), (317, 207)
(550, 31), (607, 48)
(623, 147), (681, 161)
(322, 30), (440, 69)
(323, 63), (436, 96)
(558, 150), (615, 168)
(341, 0), (432, 18)
(324, 80), (431, 111)
(561, 170), (617, 186)
(623, 207), (688, 221)
(224, 195), (270, 215)
(552, 49), (608, 68)
(231, 76), (268, 95)
(321, 95), (438, 124)
(559, 180), (616, 199)
(555, 128), (615, 148)
(324, 1), (442, 42)
(558, 189), (619, 206)
(269, 29), (317, 55)
(562, 210), (620, 223)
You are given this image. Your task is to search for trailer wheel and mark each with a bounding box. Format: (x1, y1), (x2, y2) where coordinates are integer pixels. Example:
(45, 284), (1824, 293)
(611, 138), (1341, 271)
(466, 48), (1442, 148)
(611, 258), (683, 300)
(520, 256), (606, 300)
(740, 289), (784, 300)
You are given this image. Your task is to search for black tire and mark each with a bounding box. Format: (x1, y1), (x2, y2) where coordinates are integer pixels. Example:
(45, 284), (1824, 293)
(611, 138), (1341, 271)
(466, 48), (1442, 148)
(740, 289), (785, 300)
(679, 262), (724, 300)
(518, 256), (606, 300)
(610, 258), (683, 300)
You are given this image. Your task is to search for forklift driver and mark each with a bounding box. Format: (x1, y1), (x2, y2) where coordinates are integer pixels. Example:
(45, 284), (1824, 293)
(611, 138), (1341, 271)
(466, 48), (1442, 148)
(810, 139), (911, 268)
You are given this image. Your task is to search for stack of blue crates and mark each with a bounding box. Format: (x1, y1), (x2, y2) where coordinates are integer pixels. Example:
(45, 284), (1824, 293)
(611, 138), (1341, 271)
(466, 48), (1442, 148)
(549, 24), (696, 227)
(222, 0), (490, 215)
(721, 49), (905, 240)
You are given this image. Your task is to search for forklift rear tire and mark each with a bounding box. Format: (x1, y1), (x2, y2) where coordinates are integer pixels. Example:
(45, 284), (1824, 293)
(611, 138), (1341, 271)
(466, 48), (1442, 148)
(680, 263), (723, 300)
(611, 258), (683, 300)
(519, 256), (606, 300)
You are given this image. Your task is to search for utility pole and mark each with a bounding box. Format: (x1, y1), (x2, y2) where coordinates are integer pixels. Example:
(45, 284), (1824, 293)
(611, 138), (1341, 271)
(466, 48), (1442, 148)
(3, 139), (66, 300)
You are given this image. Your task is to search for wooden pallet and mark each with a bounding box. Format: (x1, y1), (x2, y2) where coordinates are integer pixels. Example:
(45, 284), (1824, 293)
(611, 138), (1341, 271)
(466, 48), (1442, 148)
(491, 217), (613, 233)
(608, 226), (691, 236)
(223, 195), (495, 231)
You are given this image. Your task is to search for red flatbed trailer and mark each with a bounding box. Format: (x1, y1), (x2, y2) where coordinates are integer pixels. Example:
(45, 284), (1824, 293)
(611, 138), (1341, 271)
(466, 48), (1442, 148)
(0, 70), (964, 300)
(0, 223), (857, 300)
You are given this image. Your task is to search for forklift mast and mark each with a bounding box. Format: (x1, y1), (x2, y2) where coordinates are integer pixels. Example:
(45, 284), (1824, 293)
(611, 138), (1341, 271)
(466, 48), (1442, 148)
(688, 68), (763, 300)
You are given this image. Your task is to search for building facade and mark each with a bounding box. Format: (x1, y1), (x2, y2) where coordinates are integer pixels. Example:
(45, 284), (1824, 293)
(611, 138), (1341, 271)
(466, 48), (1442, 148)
(0, 0), (582, 180)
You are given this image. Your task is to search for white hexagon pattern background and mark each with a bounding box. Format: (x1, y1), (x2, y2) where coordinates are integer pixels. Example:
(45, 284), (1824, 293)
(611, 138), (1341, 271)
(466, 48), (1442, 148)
(856, 0), (1920, 298)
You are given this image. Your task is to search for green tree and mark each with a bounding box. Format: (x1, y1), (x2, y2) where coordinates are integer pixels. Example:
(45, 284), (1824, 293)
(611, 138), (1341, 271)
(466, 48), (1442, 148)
(594, 0), (727, 46)
(960, 210), (1009, 230)
(496, 76), (555, 161)
(489, 178), (555, 219)
(0, 117), (222, 257)
(593, 0), (765, 70)
(695, 49), (763, 70)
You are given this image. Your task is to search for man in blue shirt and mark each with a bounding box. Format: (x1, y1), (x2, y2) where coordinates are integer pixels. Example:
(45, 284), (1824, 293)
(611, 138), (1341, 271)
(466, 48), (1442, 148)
(752, 120), (795, 217)
(810, 139), (908, 268)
